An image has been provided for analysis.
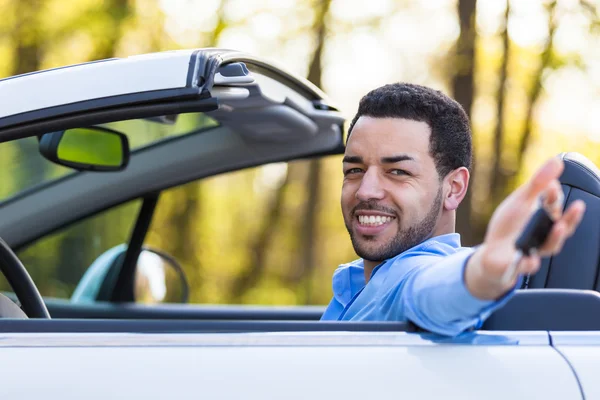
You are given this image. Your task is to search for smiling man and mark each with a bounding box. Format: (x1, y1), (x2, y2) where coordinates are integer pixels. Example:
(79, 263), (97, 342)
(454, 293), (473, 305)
(320, 83), (586, 336)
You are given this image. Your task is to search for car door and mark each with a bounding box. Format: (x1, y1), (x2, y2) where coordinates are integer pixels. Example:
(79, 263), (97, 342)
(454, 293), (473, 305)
(0, 330), (584, 400)
(0, 48), (343, 320)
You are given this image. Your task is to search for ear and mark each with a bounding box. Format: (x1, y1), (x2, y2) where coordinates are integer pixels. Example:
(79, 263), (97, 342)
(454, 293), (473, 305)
(443, 167), (470, 211)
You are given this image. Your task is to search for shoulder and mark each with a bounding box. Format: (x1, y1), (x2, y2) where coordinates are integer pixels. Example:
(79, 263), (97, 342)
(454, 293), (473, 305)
(388, 233), (472, 270)
(330, 258), (365, 304)
(332, 258), (364, 277)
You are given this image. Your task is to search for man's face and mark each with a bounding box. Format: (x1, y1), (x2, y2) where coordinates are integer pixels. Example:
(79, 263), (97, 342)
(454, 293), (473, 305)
(341, 116), (445, 262)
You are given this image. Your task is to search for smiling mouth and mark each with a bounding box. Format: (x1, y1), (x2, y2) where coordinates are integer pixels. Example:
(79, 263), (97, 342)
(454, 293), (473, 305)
(356, 215), (396, 227)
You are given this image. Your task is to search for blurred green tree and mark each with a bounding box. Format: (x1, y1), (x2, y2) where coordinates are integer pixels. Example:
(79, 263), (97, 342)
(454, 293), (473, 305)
(2, 0), (600, 307)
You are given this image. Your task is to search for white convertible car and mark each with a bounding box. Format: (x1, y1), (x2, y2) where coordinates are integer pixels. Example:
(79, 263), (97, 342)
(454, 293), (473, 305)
(0, 48), (600, 399)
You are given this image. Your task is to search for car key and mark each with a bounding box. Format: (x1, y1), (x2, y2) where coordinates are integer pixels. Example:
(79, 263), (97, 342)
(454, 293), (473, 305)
(515, 207), (555, 256)
(500, 205), (557, 286)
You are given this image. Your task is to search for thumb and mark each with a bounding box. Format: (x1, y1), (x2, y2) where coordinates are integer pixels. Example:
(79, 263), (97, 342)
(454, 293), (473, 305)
(521, 156), (564, 203)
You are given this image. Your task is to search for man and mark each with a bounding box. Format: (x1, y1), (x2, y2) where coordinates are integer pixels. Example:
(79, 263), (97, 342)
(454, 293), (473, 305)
(320, 83), (585, 336)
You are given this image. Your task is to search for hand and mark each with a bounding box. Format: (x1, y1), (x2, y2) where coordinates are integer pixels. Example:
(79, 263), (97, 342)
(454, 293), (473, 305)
(465, 156), (586, 300)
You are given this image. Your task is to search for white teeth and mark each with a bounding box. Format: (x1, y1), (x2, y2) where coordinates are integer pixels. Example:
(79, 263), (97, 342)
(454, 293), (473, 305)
(358, 215), (393, 226)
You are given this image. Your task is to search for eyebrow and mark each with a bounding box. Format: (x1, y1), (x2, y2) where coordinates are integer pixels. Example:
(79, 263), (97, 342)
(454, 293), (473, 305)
(380, 155), (415, 164)
(342, 155), (415, 164)
(342, 155), (363, 164)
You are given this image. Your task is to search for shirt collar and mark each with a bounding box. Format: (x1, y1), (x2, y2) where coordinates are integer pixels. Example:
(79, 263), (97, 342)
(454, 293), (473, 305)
(331, 233), (463, 306)
(331, 259), (364, 306)
(418, 233), (462, 251)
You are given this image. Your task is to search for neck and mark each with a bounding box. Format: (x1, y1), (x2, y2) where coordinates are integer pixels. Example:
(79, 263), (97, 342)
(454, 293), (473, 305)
(433, 209), (456, 237)
(363, 260), (379, 283)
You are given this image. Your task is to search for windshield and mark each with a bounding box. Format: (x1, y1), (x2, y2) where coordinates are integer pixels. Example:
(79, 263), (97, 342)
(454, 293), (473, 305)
(0, 112), (219, 204)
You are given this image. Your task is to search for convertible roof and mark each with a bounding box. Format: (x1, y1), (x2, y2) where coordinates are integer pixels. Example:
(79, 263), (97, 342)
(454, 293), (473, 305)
(0, 49), (346, 246)
(0, 50), (198, 120)
(0, 48), (336, 139)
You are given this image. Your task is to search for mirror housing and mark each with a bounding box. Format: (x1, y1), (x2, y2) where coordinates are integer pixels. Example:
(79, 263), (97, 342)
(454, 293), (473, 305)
(39, 127), (129, 171)
(71, 245), (189, 304)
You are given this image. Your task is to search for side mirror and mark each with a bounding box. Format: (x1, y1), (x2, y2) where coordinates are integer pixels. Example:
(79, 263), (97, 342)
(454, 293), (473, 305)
(71, 245), (189, 304)
(134, 248), (189, 304)
(39, 127), (129, 171)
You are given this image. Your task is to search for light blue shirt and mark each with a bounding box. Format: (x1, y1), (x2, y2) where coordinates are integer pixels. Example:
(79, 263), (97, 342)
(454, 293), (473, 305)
(320, 233), (518, 336)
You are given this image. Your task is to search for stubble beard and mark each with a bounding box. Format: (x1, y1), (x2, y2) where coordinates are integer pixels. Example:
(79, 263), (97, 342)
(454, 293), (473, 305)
(346, 186), (444, 262)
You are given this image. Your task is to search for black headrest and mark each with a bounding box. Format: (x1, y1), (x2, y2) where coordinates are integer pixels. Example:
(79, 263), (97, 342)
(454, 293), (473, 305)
(528, 152), (600, 290)
(559, 152), (600, 196)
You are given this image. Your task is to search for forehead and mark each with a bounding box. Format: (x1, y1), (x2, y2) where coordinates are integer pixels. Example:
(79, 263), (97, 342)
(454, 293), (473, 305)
(345, 116), (432, 159)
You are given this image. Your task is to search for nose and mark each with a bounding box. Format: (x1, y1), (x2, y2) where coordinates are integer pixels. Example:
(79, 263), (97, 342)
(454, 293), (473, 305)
(356, 168), (385, 202)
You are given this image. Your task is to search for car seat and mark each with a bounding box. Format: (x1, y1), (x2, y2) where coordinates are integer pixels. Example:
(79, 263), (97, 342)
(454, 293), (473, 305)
(526, 152), (600, 290)
(0, 293), (27, 318)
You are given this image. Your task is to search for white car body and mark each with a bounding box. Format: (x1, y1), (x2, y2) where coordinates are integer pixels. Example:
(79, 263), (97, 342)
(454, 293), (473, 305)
(0, 331), (593, 399)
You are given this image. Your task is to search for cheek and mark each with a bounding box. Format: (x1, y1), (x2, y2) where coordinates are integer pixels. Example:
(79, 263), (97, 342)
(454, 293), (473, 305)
(390, 184), (423, 217)
(341, 182), (358, 211)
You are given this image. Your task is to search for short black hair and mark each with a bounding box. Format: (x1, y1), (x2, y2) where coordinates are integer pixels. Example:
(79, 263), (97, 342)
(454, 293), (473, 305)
(347, 82), (472, 177)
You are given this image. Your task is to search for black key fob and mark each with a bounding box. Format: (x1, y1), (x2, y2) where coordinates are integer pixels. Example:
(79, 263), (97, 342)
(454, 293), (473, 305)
(515, 207), (555, 256)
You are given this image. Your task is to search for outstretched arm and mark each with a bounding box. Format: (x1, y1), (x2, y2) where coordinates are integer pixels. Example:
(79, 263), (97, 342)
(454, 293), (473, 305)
(465, 156), (585, 300)
(393, 156), (585, 336)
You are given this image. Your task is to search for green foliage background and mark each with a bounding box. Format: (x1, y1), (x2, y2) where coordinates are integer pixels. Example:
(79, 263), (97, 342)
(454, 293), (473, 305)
(1, 0), (599, 306)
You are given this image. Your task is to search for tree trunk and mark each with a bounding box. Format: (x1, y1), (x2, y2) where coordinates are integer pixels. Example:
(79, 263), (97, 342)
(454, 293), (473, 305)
(168, 0), (228, 300)
(298, 0), (331, 303)
(490, 1), (511, 203)
(12, 0), (45, 189)
(452, 0), (478, 246)
(168, 187), (202, 271)
(300, 159), (322, 303)
(90, 0), (132, 60)
(230, 0), (332, 304)
(230, 172), (290, 301)
(12, 0), (43, 75)
(515, 1), (557, 173)
(493, 1), (557, 203)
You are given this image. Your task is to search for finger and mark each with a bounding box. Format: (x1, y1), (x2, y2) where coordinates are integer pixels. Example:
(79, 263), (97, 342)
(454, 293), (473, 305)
(538, 222), (565, 255)
(521, 157), (564, 203)
(518, 252), (541, 275)
(538, 200), (586, 255)
(560, 199), (586, 236)
(541, 180), (564, 220)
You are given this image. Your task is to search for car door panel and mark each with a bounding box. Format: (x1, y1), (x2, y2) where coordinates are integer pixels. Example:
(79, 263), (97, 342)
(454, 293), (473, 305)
(42, 297), (325, 321)
(0, 332), (582, 400)
(551, 332), (600, 399)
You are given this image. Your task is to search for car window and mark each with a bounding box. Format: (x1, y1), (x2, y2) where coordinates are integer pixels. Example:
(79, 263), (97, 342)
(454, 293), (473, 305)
(0, 112), (219, 204)
(144, 162), (291, 306)
(0, 136), (75, 203)
(1, 200), (142, 299)
(143, 155), (353, 306)
(0, 155), (351, 305)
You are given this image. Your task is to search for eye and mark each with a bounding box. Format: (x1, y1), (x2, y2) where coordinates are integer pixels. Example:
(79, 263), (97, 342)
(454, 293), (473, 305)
(344, 168), (363, 176)
(390, 169), (410, 176)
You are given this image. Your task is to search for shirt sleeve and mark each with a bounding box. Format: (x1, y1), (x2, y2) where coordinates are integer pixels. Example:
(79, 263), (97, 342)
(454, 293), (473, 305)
(381, 249), (520, 336)
(320, 296), (344, 321)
